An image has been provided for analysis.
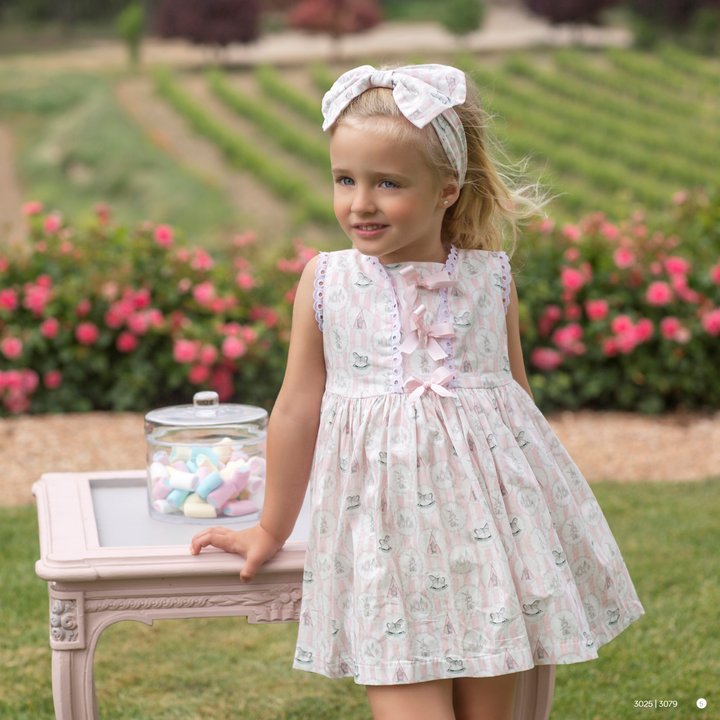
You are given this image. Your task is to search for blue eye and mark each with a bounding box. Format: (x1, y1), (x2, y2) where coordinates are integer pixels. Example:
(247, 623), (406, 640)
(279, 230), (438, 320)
(336, 177), (354, 186)
(380, 180), (398, 189)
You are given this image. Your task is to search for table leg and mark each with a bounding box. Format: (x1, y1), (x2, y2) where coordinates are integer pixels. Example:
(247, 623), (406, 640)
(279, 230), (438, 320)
(51, 646), (97, 720)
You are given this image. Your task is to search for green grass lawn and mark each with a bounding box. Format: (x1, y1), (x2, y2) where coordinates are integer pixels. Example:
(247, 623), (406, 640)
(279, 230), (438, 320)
(1, 477), (718, 719)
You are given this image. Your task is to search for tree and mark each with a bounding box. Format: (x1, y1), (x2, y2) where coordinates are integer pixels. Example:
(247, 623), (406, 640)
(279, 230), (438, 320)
(442, 0), (486, 43)
(116, 1), (145, 69)
(288, 0), (382, 60)
(524, 0), (618, 25)
(153, 0), (260, 50)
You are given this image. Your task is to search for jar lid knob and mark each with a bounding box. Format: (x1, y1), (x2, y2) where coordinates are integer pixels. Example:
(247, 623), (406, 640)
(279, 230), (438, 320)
(193, 391), (219, 408)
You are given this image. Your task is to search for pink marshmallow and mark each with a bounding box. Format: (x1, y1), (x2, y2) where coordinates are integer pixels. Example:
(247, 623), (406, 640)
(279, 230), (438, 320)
(230, 450), (248, 463)
(195, 466), (212, 480)
(152, 479), (172, 500)
(223, 499), (258, 517)
(172, 460), (189, 473)
(247, 475), (264, 494)
(248, 456), (266, 477)
(207, 479), (240, 509)
(230, 466), (250, 492)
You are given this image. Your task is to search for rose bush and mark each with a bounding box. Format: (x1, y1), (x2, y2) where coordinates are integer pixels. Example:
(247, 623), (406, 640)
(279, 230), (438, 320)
(518, 186), (720, 413)
(0, 203), (315, 415)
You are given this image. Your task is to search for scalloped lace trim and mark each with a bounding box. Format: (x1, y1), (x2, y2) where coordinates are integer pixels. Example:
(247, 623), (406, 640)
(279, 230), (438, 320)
(494, 251), (511, 315)
(440, 245), (459, 388)
(313, 252), (329, 332)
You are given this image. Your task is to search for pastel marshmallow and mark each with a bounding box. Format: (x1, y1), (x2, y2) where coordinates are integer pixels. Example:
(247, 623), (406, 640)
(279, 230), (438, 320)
(207, 479), (241, 509)
(153, 499), (174, 514)
(150, 462), (169, 484)
(153, 451), (170, 465)
(183, 502), (217, 518)
(170, 446), (192, 462)
(184, 492), (204, 504)
(231, 466), (251, 492)
(195, 466), (212, 480)
(167, 471), (199, 492)
(248, 456), (266, 477)
(152, 479), (172, 500)
(213, 438), (234, 463)
(166, 488), (191, 508)
(196, 453), (218, 472)
(247, 474), (264, 494)
(171, 460), (189, 473)
(230, 450), (248, 462)
(222, 499), (258, 517)
(195, 470), (223, 500)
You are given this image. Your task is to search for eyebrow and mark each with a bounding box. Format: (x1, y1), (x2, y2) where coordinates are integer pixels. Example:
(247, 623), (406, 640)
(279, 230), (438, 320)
(331, 168), (410, 180)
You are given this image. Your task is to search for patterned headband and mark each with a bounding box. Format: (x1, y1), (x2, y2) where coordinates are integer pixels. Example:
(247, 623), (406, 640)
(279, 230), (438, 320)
(321, 64), (468, 188)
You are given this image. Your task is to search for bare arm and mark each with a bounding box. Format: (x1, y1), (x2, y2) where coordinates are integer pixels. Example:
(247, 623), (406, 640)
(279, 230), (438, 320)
(190, 255), (326, 580)
(506, 275), (535, 402)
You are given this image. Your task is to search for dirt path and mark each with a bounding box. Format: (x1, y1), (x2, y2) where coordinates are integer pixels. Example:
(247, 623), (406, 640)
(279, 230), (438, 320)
(0, 123), (26, 246)
(2, 410), (718, 507)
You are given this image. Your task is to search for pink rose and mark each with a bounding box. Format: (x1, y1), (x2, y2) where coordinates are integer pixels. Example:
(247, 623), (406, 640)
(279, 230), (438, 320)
(153, 224), (174, 248)
(192, 281), (216, 306)
(75, 322), (99, 345)
(199, 344), (218, 366)
(173, 339), (198, 364)
(2, 369), (22, 391)
(222, 322), (241, 336)
(233, 231), (257, 247)
(610, 315), (633, 335)
(600, 222), (619, 240)
(530, 347), (563, 371)
(21, 200), (44, 216)
(601, 337), (617, 357)
(221, 336), (247, 360)
(672, 190), (690, 205)
(552, 324), (584, 354)
(116, 331), (138, 353)
(0, 288), (18, 311)
(612, 248), (635, 269)
(36, 274), (52, 288)
(176, 248), (190, 263)
(43, 213), (62, 234)
(133, 288), (152, 309)
(40, 317), (60, 339)
(562, 224), (581, 242)
(564, 303), (581, 320)
(560, 266), (585, 293)
(236, 272), (255, 290)
(240, 326), (257, 344)
(563, 248), (580, 262)
(191, 247), (214, 272)
(43, 369), (63, 389)
(22, 284), (53, 316)
(584, 299), (608, 321)
(650, 261), (663, 276)
(188, 364), (210, 384)
(664, 256), (691, 275)
(543, 304), (562, 322)
(20, 369), (39, 393)
(101, 281), (119, 301)
(178, 278), (192, 294)
(634, 318), (654, 343)
(659, 316), (682, 340)
(701, 308), (720, 336)
(709, 263), (720, 284)
(34, 241), (47, 253)
(615, 331), (637, 354)
(1, 336), (23, 359)
(75, 299), (92, 318)
(127, 312), (150, 335)
(211, 364), (235, 401)
(646, 281), (673, 306)
(95, 203), (111, 225)
(209, 298), (226, 314)
(104, 307), (125, 329)
(148, 309), (164, 329)
(674, 326), (691, 344)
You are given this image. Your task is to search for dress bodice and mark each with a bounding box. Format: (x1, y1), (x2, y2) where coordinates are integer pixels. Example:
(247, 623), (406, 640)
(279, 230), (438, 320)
(313, 246), (512, 398)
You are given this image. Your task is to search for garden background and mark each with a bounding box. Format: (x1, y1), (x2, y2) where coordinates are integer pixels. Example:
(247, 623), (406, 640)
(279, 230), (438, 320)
(1, 0), (719, 718)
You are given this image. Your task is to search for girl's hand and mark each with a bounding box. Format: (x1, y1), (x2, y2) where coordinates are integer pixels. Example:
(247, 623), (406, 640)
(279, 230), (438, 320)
(189, 524), (285, 583)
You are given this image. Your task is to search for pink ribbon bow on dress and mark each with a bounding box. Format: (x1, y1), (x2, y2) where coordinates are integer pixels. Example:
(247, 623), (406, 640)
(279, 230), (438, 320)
(399, 266), (459, 308)
(400, 304), (454, 361)
(404, 366), (457, 401)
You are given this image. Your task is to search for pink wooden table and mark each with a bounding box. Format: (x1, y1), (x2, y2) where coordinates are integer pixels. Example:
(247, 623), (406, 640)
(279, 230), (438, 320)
(33, 470), (554, 720)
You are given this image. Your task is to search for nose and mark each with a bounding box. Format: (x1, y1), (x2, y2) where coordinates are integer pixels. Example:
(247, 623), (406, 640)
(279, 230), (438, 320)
(350, 184), (376, 215)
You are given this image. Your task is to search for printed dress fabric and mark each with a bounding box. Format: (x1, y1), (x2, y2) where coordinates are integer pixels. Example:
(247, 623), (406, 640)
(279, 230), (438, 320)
(293, 245), (645, 686)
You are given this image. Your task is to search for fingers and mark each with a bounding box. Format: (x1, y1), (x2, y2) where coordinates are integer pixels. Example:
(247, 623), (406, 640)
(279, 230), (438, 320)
(189, 527), (236, 555)
(240, 548), (264, 584)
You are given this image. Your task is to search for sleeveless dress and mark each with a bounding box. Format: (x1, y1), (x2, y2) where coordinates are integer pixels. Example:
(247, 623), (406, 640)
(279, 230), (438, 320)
(292, 245), (645, 686)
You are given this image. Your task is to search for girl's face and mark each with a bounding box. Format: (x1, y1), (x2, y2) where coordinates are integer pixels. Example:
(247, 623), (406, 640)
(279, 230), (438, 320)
(330, 120), (457, 265)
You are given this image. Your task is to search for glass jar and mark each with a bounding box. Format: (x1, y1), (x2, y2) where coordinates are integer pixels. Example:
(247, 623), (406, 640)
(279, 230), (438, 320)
(144, 391), (268, 524)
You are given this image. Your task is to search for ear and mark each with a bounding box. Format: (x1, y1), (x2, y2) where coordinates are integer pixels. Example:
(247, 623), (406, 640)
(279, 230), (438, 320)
(438, 178), (461, 209)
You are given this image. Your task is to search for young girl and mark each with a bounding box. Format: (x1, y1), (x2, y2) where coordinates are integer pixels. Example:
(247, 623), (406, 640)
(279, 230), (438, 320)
(190, 63), (646, 720)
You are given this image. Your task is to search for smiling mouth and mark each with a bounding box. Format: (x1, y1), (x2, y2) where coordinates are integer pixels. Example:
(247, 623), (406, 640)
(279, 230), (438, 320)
(353, 224), (387, 230)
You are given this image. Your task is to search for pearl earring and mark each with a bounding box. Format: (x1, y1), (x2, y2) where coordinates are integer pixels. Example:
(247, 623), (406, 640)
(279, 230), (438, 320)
(443, 200), (448, 205)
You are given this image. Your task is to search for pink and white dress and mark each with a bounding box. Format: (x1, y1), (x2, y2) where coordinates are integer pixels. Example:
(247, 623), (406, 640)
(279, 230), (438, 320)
(293, 245), (645, 685)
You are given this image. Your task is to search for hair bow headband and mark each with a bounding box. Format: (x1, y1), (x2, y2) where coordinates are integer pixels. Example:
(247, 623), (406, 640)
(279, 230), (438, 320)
(321, 64), (468, 187)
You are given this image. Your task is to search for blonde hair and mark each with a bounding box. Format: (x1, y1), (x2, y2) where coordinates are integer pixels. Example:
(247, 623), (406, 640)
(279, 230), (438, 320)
(330, 65), (555, 259)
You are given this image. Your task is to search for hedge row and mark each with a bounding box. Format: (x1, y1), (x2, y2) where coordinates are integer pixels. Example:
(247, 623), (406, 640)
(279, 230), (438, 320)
(153, 66), (335, 225)
(207, 69), (329, 172)
(255, 65), (324, 126)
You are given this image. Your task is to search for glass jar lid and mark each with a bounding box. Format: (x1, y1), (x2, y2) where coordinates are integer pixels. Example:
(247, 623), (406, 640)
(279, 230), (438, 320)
(144, 391), (267, 427)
